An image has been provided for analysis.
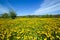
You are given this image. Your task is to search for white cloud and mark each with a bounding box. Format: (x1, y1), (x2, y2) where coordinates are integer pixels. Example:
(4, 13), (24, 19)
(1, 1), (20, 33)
(33, 0), (60, 15)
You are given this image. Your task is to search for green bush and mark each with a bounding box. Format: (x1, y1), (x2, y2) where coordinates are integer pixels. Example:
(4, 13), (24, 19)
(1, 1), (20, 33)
(9, 10), (17, 19)
(2, 13), (9, 18)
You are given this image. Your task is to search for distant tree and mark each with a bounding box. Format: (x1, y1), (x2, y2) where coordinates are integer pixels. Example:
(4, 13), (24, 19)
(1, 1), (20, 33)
(45, 14), (49, 18)
(2, 13), (9, 18)
(0, 14), (2, 18)
(9, 9), (17, 19)
(54, 14), (60, 18)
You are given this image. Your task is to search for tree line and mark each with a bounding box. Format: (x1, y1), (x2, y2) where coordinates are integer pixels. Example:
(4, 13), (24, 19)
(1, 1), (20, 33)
(0, 9), (60, 18)
(18, 14), (60, 18)
(0, 10), (17, 19)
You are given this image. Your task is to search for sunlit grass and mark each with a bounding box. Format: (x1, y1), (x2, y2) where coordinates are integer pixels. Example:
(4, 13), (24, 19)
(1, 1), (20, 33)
(0, 18), (60, 40)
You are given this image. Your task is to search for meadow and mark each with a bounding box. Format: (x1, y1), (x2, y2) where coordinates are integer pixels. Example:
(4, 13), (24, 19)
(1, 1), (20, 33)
(0, 18), (60, 40)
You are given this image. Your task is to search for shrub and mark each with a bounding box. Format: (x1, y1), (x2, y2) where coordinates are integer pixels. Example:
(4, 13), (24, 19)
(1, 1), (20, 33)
(2, 13), (9, 18)
(9, 10), (17, 19)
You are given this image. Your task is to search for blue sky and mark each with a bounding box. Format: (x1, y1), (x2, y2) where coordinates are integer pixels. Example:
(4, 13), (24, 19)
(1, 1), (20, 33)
(0, 0), (60, 16)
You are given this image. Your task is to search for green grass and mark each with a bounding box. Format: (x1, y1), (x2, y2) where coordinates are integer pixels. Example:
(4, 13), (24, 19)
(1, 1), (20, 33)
(0, 18), (60, 40)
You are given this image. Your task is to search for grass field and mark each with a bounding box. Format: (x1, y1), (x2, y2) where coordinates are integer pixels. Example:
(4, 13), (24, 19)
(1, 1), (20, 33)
(0, 18), (60, 40)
